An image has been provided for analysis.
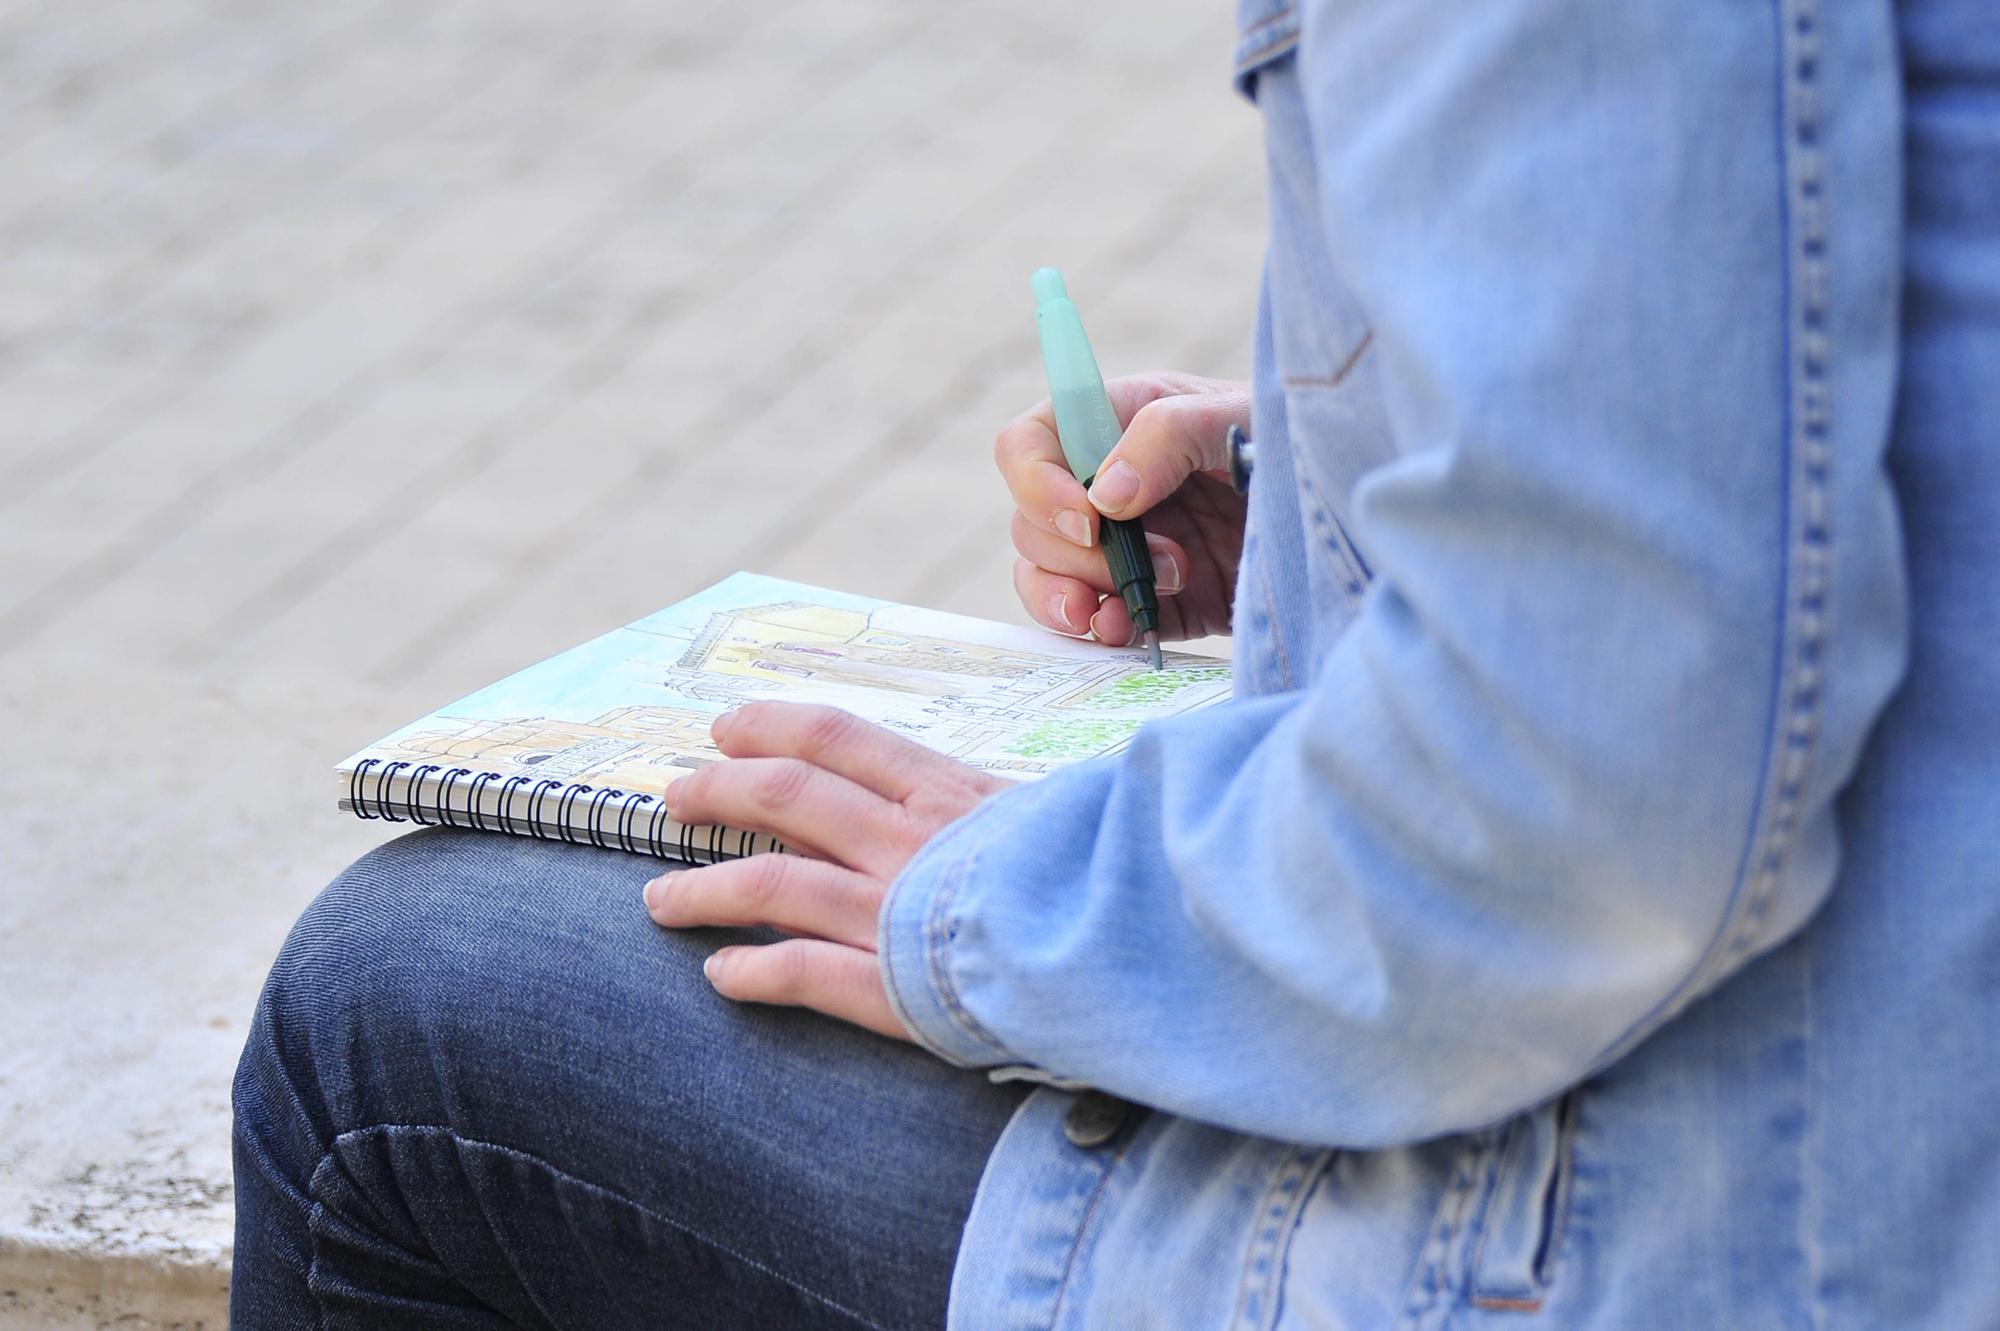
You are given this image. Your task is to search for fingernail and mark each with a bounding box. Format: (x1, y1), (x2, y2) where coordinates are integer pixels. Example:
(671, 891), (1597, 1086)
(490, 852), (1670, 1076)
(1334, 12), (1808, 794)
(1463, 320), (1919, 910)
(1088, 460), (1140, 515)
(665, 777), (685, 811)
(1053, 508), (1093, 547)
(702, 953), (720, 983)
(710, 711), (733, 743)
(644, 872), (676, 912)
(1152, 551), (1183, 593)
(1049, 589), (1073, 631)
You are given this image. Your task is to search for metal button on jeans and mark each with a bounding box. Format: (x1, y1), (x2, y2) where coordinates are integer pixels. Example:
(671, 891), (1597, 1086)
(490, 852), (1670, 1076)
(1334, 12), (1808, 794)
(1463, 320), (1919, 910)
(1063, 1091), (1133, 1149)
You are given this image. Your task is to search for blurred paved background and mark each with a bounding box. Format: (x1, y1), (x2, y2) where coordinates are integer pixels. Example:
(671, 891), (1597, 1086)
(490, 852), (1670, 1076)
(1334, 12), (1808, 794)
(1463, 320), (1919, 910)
(0, 0), (1263, 1324)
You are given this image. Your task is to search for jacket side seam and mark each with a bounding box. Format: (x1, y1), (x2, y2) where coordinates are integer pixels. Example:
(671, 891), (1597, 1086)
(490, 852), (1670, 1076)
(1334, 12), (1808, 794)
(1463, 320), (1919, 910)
(1702, 0), (1838, 997)
(1592, 0), (1836, 1070)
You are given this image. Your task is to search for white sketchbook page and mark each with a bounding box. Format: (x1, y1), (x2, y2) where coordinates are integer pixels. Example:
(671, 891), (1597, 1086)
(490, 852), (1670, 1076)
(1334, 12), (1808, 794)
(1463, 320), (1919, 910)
(336, 572), (1231, 801)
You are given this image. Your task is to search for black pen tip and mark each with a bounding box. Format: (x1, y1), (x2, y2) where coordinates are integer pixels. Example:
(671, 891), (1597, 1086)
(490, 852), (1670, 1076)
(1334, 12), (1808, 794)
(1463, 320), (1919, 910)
(1144, 630), (1163, 671)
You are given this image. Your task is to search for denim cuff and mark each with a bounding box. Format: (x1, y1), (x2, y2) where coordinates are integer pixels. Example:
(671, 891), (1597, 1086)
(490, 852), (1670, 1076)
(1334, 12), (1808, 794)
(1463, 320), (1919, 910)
(877, 797), (1020, 1070)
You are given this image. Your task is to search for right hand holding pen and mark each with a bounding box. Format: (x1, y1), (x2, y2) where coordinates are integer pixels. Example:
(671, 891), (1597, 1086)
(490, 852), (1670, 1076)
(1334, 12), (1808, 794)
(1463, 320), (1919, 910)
(998, 371), (1250, 644)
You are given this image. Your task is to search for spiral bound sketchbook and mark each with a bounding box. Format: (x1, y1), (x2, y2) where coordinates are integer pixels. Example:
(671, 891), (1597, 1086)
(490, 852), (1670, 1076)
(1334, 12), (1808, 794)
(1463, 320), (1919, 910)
(337, 573), (1232, 863)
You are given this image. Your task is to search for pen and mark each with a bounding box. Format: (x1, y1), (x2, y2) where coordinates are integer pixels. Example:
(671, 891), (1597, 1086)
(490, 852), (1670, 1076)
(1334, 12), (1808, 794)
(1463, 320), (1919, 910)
(1031, 267), (1164, 670)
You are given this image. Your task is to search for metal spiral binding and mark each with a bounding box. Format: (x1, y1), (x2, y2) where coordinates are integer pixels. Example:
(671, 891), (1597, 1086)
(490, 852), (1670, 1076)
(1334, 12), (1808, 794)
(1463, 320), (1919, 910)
(346, 757), (774, 863)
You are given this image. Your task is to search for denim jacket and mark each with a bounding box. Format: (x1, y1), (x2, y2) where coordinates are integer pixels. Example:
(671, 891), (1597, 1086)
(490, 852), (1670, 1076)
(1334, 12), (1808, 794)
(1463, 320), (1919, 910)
(880, 0), (2000, 1326)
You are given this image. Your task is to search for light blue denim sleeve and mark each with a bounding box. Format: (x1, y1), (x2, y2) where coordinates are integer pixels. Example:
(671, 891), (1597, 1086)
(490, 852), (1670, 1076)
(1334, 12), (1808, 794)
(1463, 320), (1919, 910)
(880, 0), (1908, 1148)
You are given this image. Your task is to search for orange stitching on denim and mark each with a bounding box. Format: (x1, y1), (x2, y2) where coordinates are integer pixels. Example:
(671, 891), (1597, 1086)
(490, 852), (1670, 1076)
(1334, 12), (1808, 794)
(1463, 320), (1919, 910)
(1470, 1295), (1545, 1313)
(1234, 34), (1300, 78)
(1237, 6), (1296, 40)
(1234, 29), (1301, 79)
(1280, 331), (1375, 391)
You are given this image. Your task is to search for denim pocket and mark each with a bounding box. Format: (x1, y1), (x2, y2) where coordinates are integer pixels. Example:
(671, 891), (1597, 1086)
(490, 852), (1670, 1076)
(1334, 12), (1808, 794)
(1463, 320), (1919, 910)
(1467, 1092), (1579, 1312)
(1292, 448), (1372, 611)
(1281, 380), (1389, 623)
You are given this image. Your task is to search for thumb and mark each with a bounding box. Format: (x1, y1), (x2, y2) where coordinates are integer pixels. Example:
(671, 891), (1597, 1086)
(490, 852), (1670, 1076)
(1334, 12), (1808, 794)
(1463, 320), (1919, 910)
(1086, 390), (1249, 519)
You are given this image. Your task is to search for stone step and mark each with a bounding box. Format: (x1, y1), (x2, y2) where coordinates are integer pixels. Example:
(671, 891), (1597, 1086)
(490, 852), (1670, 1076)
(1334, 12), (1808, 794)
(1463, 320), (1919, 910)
(0, 0), (1262, 1322)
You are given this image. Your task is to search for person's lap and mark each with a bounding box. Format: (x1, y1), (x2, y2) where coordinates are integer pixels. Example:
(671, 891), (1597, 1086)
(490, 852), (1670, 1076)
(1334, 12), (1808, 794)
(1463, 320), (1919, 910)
(232, 828), (1027, 1330)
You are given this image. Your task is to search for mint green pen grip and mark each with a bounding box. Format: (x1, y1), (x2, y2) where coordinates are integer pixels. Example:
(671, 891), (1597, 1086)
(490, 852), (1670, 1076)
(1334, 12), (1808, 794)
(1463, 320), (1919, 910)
(1032, 267), (1123, 485)
(1032, 268), (1161, 649)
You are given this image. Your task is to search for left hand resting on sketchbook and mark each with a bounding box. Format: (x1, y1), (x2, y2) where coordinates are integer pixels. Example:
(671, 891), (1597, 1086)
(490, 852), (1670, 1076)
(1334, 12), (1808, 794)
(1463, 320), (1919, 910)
(644, 700), (1008, 1041)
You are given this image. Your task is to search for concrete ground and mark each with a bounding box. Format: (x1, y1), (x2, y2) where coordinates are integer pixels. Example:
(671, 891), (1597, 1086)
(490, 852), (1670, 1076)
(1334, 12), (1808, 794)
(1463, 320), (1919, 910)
(0, 0), (1264, 1324)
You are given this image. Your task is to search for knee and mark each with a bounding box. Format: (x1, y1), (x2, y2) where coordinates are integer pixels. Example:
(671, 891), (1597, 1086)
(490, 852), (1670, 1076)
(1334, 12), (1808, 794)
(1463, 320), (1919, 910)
(239, 830), (569, 1138)
(238, 831), (485, 1142)
(236, 829), (698, 1145)
(260, 828), (522, 1029)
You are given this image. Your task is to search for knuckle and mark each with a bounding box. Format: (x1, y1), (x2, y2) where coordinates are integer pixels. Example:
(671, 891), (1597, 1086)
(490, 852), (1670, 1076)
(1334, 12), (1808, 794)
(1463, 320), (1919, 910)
(745, 855), (791, 912)
(752, 760), (812, 811)
(898, 800), (949, 845)
(1124, 396), (1179, 451)
(1128, 396), (1169, 430)
(800, 705), (857, 756)
(768, 944), (815, 1001)
(993, 416), (1039, 472)
(1128, 396), (1208, 467)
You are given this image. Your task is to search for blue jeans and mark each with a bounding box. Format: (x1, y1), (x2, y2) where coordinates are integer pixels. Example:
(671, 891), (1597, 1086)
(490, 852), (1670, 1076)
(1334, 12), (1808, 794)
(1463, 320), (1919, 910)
(231, 829), (1027, 1329)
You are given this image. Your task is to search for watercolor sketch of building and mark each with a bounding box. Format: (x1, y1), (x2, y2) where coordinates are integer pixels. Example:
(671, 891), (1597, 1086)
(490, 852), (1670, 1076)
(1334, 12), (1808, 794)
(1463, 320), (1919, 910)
(371, 705), (724, 790)
(645, 600), (1231, 773)
(337, 577), (1234, 850)
(664, 601), (1070, 697)
(353, 595), (1232, 789)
